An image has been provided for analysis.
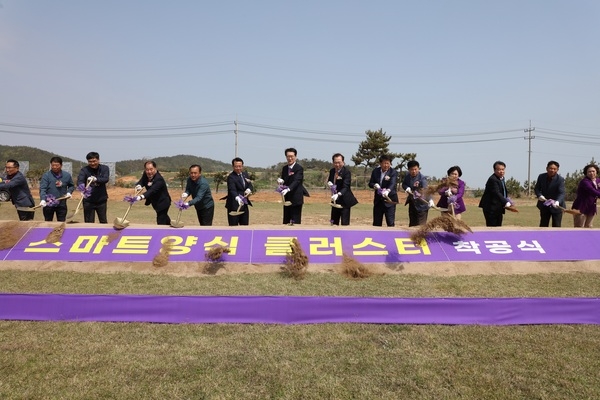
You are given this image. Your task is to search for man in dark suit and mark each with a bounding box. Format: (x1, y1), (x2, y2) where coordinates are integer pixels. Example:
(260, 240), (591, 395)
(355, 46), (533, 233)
(401, 160), (433, 227)
(478, 161), (512, 227)
(279, 148), (309, 224)
(0, 159), (35, 221)
(135, 160), (171, 225)
(368, 154), (399, 227)
(327, 153), (358, 226)
(534, 160), (566, 227)
(225, 157), (254, 226)
(77, 152), (110, 223)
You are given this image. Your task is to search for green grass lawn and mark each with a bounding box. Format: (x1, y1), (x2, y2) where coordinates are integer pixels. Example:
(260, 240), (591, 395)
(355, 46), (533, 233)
(0, 193), (594, 399)
(1, 272), (600, 399)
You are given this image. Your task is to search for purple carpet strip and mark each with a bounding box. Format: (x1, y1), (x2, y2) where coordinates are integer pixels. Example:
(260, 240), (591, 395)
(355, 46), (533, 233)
(1, 294), (600, 325)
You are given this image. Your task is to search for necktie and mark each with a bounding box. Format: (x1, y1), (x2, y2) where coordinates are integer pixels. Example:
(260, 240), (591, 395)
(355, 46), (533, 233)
(501, 178), (507, 197)
(239, 174), (245, 187)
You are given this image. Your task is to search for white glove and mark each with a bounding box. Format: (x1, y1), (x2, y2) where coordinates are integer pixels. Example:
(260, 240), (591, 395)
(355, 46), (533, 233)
(552, 201), (560, 208)
(382, 189), (390, 197)
(135, 195), (144, 202)
(40, 200), (47, 208)
(281, 188), (290, 196)
(181, 192), (188, 199)
(538, 195), (546, 202)
(86, 176), (94, 183)
(331, 193), (339, 202)
(505, 202), (512, 208)
(65, 192), (72, 198)
(89, 176), (97, 182)
(327, 181), (334, 187)
(236, 195), (244, 206)
(244, 188), (252, 196)
(405, 187), (412, 194)
(135, 184), (143, 191)
(374, 183), (381, 190)
(184, 202), (189, 207)
(445, 189), (453, 197)
(277, 178), (284, 185)
(428, 199), (435, 208)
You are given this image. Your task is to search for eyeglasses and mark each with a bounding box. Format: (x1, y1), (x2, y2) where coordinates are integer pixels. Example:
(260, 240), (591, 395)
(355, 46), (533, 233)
(5, 166), (16, 170)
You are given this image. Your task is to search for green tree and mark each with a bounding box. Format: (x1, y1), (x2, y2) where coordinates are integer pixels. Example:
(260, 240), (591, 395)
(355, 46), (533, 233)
(352, 129), (398, 170)
(212, 171), (229, 193)
(26, 167), (46, 189)
(175, 168), (188, 190)
(505, 177), (522, 198)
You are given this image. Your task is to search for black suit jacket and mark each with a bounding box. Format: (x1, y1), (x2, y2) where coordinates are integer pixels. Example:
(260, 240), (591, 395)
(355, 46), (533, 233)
(534, 173), (565, 214)
(281, 163), (309, 206)
(327, 167), (358, 208)
(137, 171), (171, 212)
(225, 171), (254, 211)
(368, 167), (399, 207)
(478, 174), (508, 214)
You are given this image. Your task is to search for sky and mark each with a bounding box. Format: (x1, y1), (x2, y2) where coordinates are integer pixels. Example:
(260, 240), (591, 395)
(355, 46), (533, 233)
(1, 0), (599, 187)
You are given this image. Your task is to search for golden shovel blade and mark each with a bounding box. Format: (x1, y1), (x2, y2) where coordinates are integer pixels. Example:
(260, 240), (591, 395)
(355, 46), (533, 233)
(330, 202), (343, 209)
(170, 221), (185, 228)
(228, 210), (245, 216)
(113, 218), (130, 230)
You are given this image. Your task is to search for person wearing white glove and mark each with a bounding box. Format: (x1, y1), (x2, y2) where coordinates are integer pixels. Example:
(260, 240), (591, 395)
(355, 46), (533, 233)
(39, 200), (47, 208)
(181, 192), (188, 199)
(40, 156), (76, 222)
(327, 153), (358, 225)
(277, 178), (285, 185)
(369, 154), (398, 227)
(65, 192), (72, 199)
(401, 160), (430, 227)
(77, 152), (109, 223)
(280, 148), (310, 224)
(134, 160), (172, 225)
(184, 164), (215, 226)
(436, 166), (467, 220)
(479, 161), (510, 227)
(504, 202), (512, 208)
(281, 188), (290, 196)
(226, 157), (255, 226)
(428, 199), (435, 208)
(135, 184), (143, 192)
(534, 160), (566, 227)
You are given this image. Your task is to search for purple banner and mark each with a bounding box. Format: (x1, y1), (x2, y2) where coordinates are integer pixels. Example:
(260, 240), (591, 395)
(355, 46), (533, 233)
(1, 294), (599, 325)
(1, 227), (599, 263)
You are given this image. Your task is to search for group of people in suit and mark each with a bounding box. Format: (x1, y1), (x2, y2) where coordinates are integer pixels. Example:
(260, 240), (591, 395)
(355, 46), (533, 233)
(2, 152), (600, 229)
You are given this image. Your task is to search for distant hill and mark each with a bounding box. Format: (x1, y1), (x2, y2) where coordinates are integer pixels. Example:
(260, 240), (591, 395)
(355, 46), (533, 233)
(0, 145), (257, 176)
(0, 145), (85, 171)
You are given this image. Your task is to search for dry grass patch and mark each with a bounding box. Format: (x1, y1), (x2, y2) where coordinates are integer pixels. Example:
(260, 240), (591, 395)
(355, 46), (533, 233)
(203, 245), (231, 274)
(282, 238), (308, 280)
(152, 240), (172, 268)
(339, 253), (375, 279)
(410, 214), (473, 245)
(44, 223), (66, 243)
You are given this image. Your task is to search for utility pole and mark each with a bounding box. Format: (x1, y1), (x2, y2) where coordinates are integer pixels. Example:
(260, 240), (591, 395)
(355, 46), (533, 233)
(524, 121), (535, 197)
(234, 117), (238, 157)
